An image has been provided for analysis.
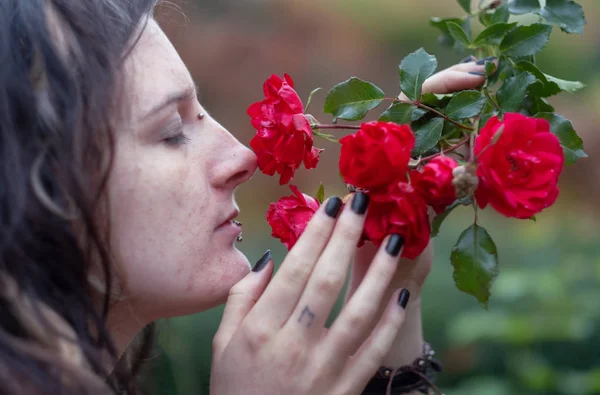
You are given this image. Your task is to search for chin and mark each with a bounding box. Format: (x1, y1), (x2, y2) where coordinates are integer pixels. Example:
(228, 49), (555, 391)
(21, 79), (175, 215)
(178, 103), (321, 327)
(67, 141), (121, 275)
(221, 247), (252, 283)
(143, 249), (252, 319)
(199, 248), (251, 309)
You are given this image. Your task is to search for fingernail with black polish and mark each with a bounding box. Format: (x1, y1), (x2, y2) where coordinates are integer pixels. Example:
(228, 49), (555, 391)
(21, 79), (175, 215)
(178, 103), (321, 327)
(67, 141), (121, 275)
(468, 71), (486, 76)
(385, 234), (405, 257)
(351, 192), (369, 215)
(252, 250), (271, 272)
(398, 289), (411, 309)
(460, 56), (474, 63)
(475, 56), (497, 65)
(325, 197), (343, 218)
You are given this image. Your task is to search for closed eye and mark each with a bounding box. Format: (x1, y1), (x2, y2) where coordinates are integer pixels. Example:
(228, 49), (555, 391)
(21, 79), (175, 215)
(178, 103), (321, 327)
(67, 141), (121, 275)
(164, 134), (190, 145)
(162, 117), (189, 146)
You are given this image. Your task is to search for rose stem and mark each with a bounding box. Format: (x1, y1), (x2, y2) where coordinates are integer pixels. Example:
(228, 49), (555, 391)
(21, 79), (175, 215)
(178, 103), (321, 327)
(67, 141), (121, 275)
(484, 88), (500, 111)
(316, 96), (475, 132)
(406, 101), (475, 131)
(420, 135), (470, 162)
(314, 124), (361, 130)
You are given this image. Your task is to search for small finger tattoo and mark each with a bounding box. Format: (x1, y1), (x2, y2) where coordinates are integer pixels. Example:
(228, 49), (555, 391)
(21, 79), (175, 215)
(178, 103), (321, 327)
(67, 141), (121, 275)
(298, 305), (316, 328)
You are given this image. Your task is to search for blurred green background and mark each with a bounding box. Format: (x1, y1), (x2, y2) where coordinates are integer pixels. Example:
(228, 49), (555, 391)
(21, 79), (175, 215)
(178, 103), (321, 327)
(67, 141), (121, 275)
(139, 1), (600, 394)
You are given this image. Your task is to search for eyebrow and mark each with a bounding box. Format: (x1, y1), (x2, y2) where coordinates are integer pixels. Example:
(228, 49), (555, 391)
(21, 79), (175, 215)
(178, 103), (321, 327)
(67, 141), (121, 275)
(142, 83), (198, 120)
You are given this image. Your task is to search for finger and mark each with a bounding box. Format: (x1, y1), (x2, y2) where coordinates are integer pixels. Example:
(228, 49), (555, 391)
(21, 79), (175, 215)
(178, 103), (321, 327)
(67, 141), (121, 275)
(421, 57), (498, 94)
(346, 242), (379, 303)
(247, 196), (344, 329)
(212, 251), (274, 357)
(333, 289), (409, 395)
(398, 56), (498, 101)
(282, 192), (370, 340)
(319, 234), (404, 358)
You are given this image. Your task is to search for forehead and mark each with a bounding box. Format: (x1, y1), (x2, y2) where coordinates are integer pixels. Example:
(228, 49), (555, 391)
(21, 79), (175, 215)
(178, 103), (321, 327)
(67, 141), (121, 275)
(122, 19), (193, 119)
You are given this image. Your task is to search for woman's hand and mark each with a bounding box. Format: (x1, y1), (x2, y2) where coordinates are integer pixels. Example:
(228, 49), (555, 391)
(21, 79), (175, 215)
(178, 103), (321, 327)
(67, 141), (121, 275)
(211, 193), (411, 395)
(345, 57), (496, 366)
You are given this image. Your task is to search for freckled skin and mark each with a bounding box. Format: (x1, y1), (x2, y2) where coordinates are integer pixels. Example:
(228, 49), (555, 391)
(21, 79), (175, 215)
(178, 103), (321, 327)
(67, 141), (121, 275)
(105, 20), (257, 325)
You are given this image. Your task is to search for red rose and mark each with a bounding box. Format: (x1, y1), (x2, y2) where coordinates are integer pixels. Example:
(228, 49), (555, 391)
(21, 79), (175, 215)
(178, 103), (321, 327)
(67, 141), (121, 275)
(248, 74), (322, 185)
(362, 182), (430, 259)
(339, 121), (415, 190)
(266, 185), (320, 250)
(412, 156), (459, 214)
(474, 113), (564, 219)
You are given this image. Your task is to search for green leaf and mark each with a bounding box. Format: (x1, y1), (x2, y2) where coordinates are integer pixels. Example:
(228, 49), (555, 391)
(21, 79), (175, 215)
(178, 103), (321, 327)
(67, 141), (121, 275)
(491, 2), (510, 24)
(496, 72), (537, 112)
(412, 117), (444, 156)
(316, 183), (325, 205)
(522, 94), (555, 115)
(305, 87), (322, 113)
(508, 0), (540, 15)
(313, 130), (339, 143)
(412, 108), (429, 122)
(486, 57), (510, 86)
(421, 93), (455, 108)
(430, 17), (464, 42)
(399, 48), (438, 101)
(444, 91), (487, 120)
(431, 199), (469, 237)
(379, 103), (416, 124)
(480, 2), (510, 26)
(474, 22), (518, 46)
(478, 99), (498, 131)
(431, 17), (462, 32)
(442, 120), (461, 139)
(450, 224), (499, 308)
(530, 96), (555, 113)
(323, 77), (385, 122)
(420, 93), (441, 107)
(479, 10), (493, 26)
(500, 23), (552, 57)
(461, 16), (473, 42)
(536, 0), (586, 35)
(535, 113), (587, 165)
(515, 61), (561, 97)
(457, 0), (471, 14)
(447, 21), (471, 46)
(430, 17), (471, 49)
(484, 61), (498, 80)
(544, 74), (585, 93)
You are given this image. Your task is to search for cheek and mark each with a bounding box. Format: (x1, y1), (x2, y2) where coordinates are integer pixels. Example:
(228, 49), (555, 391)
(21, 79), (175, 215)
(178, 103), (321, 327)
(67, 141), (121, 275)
(106, 142), (243, 317)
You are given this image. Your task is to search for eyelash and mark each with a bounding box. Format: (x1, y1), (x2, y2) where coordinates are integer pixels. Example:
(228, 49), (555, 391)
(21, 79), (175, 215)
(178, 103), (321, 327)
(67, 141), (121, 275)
(164, 133), (190, 146)
(163, 119), (190, 146)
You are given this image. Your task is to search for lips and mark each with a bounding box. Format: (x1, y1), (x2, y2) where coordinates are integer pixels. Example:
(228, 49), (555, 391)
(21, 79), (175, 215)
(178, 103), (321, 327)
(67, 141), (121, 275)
(217, 210), (240, 229)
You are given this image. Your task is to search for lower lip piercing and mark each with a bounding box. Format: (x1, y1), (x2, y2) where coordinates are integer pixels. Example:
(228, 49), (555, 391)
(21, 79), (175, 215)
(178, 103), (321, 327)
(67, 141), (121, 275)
(232, 220), (242, 243)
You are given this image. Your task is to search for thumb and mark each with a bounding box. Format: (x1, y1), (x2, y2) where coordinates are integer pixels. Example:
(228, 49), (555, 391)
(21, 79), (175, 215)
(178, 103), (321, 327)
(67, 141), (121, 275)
(213, 250), (273, 357)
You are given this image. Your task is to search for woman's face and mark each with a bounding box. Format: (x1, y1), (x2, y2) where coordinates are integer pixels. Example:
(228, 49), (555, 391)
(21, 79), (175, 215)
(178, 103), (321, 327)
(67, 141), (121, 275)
(107, 19), (257, 321)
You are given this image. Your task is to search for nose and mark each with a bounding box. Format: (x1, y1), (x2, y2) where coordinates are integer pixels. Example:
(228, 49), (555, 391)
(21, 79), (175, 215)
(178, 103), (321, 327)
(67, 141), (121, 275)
(211, 127), (258, 189)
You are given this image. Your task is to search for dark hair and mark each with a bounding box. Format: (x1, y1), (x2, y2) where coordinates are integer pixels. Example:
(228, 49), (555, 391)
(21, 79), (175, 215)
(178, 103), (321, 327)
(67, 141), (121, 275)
(0, 0), (157, 394)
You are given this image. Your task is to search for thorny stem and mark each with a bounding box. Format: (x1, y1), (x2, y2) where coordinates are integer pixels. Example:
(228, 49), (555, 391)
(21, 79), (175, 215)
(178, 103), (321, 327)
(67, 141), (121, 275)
(313, 96), (476, 161)
(420, 135), (471, 162)
(313, 124), (360, 130)
(484, 88), (500, 111)
(411, 101), (475, 131)
(314, 97), (475, 132)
